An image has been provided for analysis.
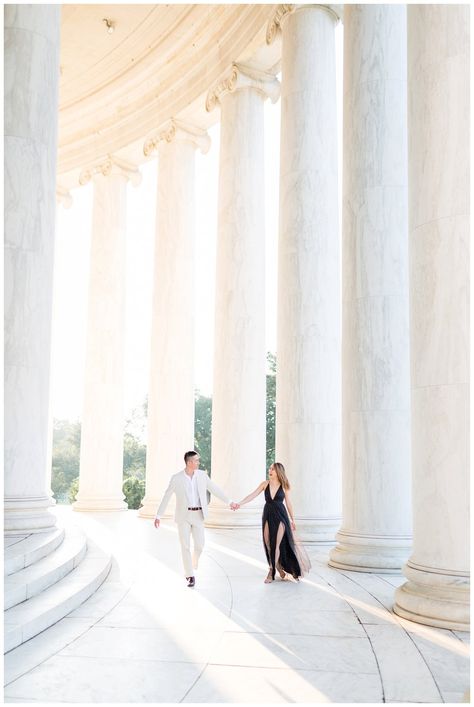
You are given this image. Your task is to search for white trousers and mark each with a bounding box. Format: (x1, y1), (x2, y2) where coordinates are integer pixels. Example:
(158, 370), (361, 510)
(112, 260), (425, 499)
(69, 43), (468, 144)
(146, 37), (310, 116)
(176, 509), (205, 577)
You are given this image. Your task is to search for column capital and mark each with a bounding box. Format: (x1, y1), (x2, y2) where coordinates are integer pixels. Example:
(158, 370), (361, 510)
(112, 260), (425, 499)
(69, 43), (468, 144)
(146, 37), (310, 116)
(266, 4), (294, 44)
(78, 156), (142, 187)
(206, 62), (280, 112)
(267, 4), (342, 44)
(56, 185), (73, 209)
(143, 119), (210, 157)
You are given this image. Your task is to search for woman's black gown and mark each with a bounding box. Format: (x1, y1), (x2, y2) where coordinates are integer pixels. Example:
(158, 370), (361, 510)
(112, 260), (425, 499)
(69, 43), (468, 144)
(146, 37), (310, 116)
(262, 483), (311, 579)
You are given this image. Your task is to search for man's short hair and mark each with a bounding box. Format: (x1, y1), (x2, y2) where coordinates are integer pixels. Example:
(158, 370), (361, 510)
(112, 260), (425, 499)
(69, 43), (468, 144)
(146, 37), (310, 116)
(184, 450), (198, 463)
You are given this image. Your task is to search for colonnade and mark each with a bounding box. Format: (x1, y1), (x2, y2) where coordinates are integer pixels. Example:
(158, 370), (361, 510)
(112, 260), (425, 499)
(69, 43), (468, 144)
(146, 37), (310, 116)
(4, 5), (61, 533)
(274, 5), (341, 542)
(139, 121), (210, 517)
(73, 158), (141, 511)
(207, 64), (279, 526)
(392, 4), (469, 630)
(329, 5), (412, 571)
(4, 4), (469, 631)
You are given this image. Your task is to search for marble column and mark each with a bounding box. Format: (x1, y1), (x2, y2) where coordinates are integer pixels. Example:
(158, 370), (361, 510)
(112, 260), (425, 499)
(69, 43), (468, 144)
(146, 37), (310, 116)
(139, 120), (210, 519)
(73, 157), (141, 512)
(206, 64), (280, 527)
(393, 5), (470, 630)
(4, 5), (61, 534)
(269, 5), (341, 541)
(329, 5), (412, 572)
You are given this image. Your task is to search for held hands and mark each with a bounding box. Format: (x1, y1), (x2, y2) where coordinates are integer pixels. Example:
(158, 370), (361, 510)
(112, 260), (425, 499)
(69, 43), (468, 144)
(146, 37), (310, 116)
(230, 502), (240, 511)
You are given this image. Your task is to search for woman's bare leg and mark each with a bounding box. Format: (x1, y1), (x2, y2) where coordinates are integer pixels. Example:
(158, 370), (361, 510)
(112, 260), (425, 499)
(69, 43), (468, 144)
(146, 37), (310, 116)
(263, 522), (274, 583)
(275, 522), (286, 578)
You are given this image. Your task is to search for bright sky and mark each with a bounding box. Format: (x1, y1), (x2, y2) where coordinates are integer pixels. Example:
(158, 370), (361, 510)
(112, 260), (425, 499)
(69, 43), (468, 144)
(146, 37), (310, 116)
(50, 25), (343, 423)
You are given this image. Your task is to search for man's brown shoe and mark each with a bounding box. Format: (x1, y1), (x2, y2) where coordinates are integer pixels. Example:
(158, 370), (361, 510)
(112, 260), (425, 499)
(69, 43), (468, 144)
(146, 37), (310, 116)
(186, 576), (195, 588)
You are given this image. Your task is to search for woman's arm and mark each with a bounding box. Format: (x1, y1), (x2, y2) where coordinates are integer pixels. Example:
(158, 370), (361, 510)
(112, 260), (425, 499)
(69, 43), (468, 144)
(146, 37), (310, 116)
(238, 481), (267, 507)
(284, 489), (296, 530)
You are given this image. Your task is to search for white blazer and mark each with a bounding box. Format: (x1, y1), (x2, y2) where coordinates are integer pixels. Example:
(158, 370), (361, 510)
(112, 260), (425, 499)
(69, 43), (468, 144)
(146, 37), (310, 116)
(155, 469), (230, 522)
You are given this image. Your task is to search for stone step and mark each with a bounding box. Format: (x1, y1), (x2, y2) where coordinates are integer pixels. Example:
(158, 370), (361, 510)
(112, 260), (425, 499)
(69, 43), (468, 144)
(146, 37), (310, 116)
(4, 527), (65, 576)
(4, 541), (112, 653)
(5, 535), (29, 549)
(4, 527), (88, 610)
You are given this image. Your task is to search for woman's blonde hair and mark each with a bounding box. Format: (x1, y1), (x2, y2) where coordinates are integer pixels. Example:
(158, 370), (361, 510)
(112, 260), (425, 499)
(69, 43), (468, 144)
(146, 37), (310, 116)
(272, 462), (290, 490)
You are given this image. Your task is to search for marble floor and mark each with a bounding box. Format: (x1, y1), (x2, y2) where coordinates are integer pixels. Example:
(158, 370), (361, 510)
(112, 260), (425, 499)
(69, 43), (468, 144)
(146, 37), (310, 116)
(4, 507), (470, 703)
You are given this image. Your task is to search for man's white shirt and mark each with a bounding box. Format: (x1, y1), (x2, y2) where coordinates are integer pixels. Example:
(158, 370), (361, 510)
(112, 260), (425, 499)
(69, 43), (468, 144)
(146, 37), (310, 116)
(183, 471), (201, 507)
(155, 468), (233, 521)
(155, 469), (204, 520)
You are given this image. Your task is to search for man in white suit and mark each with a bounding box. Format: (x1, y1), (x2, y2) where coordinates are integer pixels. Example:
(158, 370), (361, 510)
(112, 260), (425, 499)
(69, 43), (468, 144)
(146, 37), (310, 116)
(154, 450), (238, 587)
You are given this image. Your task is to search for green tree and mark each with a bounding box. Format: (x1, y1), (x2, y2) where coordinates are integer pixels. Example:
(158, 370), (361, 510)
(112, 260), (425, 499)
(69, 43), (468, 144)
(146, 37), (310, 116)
(51, 373), (277, 508)
(266, 352), (276, 470)
(51, 414), (148, 505)
(51, 420), (81, 503)
(124, 398), (148, 442)
(123, 432), (146, 480)
(68, 476), (79, 504)
(195, 392), (212, 473)
(123, 476), (146, 509)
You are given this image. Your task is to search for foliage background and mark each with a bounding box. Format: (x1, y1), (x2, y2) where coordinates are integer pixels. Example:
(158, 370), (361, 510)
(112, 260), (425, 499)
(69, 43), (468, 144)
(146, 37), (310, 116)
(52, 353), (276, 508)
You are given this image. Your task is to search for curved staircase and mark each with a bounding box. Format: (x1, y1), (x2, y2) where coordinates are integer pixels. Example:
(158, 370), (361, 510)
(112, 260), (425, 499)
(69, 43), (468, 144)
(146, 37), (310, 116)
(4, 524), (112, 653)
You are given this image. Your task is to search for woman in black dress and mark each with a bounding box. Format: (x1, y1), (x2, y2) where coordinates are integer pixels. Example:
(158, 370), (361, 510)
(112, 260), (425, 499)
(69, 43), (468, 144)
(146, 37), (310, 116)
(237, 462), (311, 583)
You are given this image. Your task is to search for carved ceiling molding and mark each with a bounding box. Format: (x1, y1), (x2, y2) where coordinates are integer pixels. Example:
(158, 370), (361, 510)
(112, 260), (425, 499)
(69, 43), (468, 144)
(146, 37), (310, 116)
(78, 155), (142, 187)
(143, 119), (211, 157)
(58, 5), (277, 176)
(206, 62), (280, 112)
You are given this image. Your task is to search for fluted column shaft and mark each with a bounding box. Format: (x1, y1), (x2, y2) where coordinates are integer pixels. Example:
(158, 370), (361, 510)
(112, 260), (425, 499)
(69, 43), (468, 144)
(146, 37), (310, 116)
(275, 6), (341, 541)
(74, 159), (139, 511)
(394, 5), (470, 630)
(207, 65), (279, 526)
(329, 5), (412, 572)
(140, 122), (209, 518)
(4, 5), (61, 533)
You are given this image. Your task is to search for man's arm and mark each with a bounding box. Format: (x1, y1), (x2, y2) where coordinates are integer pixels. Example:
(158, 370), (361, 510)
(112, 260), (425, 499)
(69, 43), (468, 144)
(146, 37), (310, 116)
(154, 476), (175, 528)
(206, 475), (232, 505)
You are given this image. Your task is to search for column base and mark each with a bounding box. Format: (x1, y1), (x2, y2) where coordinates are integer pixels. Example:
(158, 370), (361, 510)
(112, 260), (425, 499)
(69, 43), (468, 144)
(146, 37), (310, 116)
(295, 516), (341, 543)
(328, 529), (412, 572)
(138, 496), (174, 519)
(4, 495), (57, 534)
(72, 495), (127, 512)
(206, 504), (261, 528)
(393, 560), (470, 631)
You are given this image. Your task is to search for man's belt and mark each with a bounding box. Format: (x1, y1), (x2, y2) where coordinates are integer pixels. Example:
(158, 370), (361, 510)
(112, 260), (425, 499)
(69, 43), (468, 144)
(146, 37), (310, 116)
(187, 507), (202, 511)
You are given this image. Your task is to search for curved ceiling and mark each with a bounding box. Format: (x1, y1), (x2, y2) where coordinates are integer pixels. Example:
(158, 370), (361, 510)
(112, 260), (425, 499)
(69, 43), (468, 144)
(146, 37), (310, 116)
(58, 4), (280, 179)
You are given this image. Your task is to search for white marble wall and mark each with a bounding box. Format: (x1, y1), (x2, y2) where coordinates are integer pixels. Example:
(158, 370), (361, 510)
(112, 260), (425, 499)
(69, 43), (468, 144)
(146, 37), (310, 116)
(329, 5), (412, 571)
(4, 5), (61, 533)
(394, 5), (469, 630)
(275, 6), (341, 541)
(140, 123), (208, 518)
(207, 65), (279, 526)
(74, 161), (139, 511)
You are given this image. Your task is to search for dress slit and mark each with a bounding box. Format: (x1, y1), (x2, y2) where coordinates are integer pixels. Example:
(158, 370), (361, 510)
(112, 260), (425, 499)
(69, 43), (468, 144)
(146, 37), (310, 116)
(261, 483), (311, 580)
(274, 521), (286, 571)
